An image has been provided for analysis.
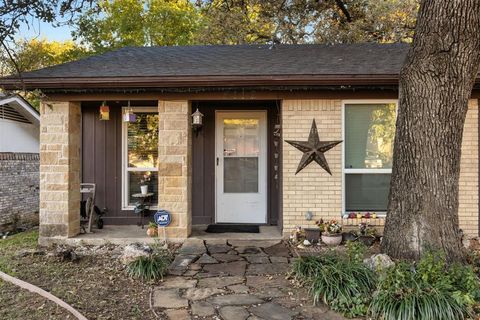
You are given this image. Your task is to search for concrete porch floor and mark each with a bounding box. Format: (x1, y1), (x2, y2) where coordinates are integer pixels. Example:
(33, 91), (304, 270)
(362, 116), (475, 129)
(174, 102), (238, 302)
(61, 225), (283, 246)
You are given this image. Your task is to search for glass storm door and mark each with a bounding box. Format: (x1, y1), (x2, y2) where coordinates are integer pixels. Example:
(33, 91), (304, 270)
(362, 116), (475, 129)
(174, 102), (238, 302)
(215, 111), (267, 223)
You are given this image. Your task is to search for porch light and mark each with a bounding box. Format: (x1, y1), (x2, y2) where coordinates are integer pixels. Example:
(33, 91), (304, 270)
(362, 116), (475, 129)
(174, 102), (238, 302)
(99, 101), (110, 121)
(191, 108), (204, 132)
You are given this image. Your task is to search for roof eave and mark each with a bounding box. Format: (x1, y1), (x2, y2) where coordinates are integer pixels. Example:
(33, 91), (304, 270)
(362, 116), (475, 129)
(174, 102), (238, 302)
(0, 74), (400, 91)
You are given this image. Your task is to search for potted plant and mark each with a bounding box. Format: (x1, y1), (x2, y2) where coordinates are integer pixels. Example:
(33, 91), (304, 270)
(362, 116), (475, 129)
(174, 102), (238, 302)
(146, 222), (158, 237)
(319, 219), (343, 246)
(304, 226), (320, 243)
(357, 222), (377, 246)
(140, 172), (151, 195)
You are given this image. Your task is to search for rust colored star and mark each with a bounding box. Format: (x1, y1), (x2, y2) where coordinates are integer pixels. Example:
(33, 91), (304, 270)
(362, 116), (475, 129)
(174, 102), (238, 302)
(285, 119), (342, 175)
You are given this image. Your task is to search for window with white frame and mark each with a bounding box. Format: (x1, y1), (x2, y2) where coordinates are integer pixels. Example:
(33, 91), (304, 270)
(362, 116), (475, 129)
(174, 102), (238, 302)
(343, 101), (397, 213)
(122, 107), (159, 209)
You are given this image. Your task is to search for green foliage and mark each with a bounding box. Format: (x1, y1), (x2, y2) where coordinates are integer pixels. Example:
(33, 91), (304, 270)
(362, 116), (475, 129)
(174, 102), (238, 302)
(370, 252), (480, 320)
(345, 240), (367, 263)
(73, 0), (202, 52)
(126, 252), (171, 281)
(148, 222), (157, 229)
(291, 253), (376, 318)
(198, 0), (418, 45)
(0, 230), (38, 275)
(0, 230), (38, 251)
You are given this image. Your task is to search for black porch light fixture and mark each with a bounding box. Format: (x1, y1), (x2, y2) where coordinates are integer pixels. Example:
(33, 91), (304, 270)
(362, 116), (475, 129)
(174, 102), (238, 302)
(191, 108), (204, 134)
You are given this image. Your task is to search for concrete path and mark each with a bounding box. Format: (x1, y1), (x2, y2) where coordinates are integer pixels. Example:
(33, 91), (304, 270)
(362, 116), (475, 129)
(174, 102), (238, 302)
(153, 239), (346, 320)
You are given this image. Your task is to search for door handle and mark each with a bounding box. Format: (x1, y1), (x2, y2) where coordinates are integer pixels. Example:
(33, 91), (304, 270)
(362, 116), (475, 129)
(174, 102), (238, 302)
(216, 157), (219, 166)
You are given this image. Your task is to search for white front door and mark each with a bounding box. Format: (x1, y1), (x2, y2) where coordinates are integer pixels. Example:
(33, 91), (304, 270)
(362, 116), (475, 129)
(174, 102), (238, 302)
(215, 111), (267, 224)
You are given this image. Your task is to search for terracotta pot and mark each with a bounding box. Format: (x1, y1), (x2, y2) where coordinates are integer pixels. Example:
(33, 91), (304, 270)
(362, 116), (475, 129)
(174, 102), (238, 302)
(321, 233), (343, 246)
(146, 227), (157, 237)
(304, 228), (320, 243)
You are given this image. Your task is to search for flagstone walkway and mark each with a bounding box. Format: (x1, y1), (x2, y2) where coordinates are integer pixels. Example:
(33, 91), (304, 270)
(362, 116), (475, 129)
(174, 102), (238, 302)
(152, 239), (346, 320)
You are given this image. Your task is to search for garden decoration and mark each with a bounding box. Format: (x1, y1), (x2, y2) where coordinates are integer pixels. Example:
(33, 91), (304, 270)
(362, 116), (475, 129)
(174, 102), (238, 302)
(99, 101), (109, 121)
(285, 119), (342, 175)
(123, 101), (136, 123)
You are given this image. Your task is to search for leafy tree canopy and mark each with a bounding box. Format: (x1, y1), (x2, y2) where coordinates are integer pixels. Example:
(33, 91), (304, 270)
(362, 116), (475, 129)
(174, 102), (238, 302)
(72, 0), (202, 52)
(0, 39), (89, 108)
(71, 0), (418, 51)
(1, 39), (89, 75)
(196, 0), (418, 44)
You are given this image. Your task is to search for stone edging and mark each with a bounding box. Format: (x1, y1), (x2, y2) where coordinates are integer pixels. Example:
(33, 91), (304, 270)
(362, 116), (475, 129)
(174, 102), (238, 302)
(0, 270), (88, 320)
(0, 152), (39, 161)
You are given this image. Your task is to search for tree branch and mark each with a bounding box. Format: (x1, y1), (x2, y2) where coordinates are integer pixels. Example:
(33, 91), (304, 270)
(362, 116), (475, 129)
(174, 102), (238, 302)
(334, 0), (352, 22)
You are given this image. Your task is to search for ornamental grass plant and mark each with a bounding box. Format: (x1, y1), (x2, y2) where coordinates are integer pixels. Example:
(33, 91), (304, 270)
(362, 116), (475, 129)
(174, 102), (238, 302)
(291, 242), (376, 317)
(126, 251), (171, 281)
(292, 245), (480, 319)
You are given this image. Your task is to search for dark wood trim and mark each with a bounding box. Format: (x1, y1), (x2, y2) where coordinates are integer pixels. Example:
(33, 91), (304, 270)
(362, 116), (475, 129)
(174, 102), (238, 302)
(1, 74), (403, 90)
(478, 98), (480, 237)
(191, 100), (281, 226)
(45, 89), (402, 102)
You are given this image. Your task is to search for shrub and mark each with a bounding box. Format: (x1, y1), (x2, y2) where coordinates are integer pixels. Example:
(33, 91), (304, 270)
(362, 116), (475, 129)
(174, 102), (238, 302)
(126, 252), (171, 281)
(345, 240), (368, 263)
(370, 252), (480, 320)
(291, 251), (376, 318)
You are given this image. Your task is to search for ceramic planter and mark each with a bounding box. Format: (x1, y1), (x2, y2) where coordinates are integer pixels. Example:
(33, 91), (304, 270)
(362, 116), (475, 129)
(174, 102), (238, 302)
(304, 228), (320, 243)
(140, 185), (148, 195)
(321, 233), (343, 246)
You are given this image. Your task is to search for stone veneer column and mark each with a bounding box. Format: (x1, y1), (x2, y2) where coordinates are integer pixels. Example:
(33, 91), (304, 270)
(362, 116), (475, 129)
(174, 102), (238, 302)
(282, 100), (342, 237)
(158, 100), (192, 240)
(39, 101), (81, 242)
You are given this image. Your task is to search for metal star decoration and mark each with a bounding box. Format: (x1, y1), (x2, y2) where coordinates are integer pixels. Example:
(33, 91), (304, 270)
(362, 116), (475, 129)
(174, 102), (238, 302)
(285, 119), (342, 175)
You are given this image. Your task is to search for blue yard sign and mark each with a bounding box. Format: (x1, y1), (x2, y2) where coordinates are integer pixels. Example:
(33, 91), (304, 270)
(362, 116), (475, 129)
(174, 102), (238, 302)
(154, 210), (171, 227)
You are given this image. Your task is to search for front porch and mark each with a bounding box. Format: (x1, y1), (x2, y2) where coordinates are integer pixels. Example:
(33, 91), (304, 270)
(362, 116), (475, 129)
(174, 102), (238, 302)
(42, 225), (283, 246)
(38, 98), (285, 245)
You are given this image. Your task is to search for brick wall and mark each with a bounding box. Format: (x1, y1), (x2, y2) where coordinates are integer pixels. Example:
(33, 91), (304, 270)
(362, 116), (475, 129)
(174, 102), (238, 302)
(458, 100), (479, 238)
(282, 100), (343, 235)
(0, 152), (39, 232)
(282, 99), (479, 239)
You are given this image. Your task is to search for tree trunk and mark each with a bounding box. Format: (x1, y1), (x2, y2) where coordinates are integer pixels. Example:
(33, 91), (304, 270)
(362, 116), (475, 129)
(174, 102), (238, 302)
(381, 0), (480, 262)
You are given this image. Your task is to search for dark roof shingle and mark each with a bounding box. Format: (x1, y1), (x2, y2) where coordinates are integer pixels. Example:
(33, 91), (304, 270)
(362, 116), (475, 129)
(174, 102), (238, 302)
(20, 43), (409, 78)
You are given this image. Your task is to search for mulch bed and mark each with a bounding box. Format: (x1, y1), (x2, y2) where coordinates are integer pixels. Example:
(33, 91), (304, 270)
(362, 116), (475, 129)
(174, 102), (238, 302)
(0, 231), (160, 320)
(0, 280), (72, 319)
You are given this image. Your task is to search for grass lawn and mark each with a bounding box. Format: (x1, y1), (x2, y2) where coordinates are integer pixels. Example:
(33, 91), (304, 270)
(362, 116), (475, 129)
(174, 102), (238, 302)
(0, 230), (157, 320)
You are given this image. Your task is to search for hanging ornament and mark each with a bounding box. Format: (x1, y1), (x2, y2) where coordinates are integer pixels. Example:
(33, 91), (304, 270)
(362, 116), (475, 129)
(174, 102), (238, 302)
(123, 101), (136, 123)
(99, 101), (110, 121)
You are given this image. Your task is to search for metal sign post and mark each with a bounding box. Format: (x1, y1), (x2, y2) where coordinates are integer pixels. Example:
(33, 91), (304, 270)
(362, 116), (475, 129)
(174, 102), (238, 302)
(154, 210), (171, 246)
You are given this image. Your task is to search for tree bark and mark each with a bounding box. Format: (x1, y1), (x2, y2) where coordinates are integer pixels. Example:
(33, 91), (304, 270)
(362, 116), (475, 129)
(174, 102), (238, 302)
(382, 0), (480, 262)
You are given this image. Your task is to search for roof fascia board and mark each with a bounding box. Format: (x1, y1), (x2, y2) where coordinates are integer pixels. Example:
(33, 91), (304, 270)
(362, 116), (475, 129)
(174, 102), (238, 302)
(0, 96), (40, 126)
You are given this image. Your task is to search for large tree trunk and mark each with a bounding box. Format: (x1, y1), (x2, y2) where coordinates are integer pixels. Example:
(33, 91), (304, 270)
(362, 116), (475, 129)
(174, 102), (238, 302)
(381, 0), (480, 262)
